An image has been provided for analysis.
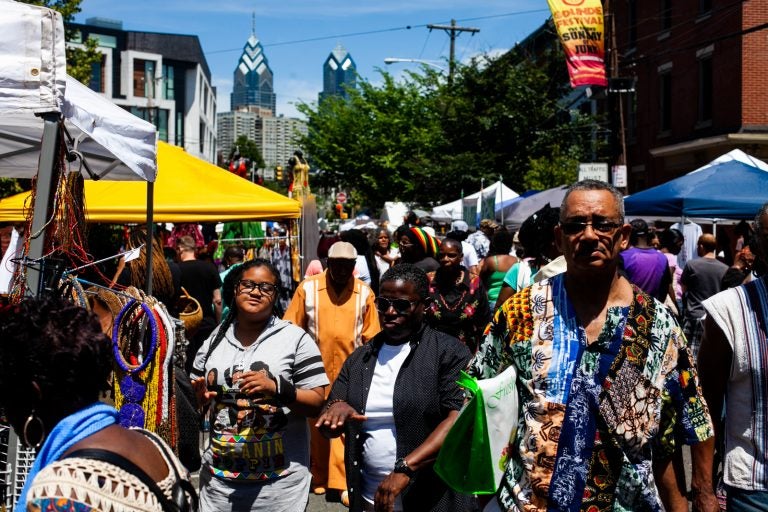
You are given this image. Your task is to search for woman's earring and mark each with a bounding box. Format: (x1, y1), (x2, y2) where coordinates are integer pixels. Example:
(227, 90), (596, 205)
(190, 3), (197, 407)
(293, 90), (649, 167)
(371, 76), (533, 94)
(23, 410), (46, 450)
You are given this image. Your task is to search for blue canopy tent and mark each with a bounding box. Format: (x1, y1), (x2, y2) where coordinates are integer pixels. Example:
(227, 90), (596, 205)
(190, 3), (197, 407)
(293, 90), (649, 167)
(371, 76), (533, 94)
(624, 150), (768, 219)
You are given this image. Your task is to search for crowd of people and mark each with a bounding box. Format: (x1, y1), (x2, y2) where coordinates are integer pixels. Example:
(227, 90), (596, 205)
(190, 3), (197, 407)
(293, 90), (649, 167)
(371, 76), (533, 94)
(1, 179), (767, 512)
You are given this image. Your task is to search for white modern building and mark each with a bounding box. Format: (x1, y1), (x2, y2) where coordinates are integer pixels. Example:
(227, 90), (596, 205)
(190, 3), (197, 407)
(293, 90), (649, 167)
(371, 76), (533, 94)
(70, 18), (217, 163)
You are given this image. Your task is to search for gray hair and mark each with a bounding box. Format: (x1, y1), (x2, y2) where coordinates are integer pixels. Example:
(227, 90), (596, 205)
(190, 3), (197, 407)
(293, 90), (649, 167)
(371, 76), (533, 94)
(560, 179), (625, 222)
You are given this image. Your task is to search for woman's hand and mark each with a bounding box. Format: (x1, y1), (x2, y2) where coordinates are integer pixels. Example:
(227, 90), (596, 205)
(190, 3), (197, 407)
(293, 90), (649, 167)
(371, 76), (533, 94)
(191, 377), (217, 409)
(237, 370), (277, 397)
(314, 401), (366, 436)
(374, 472), (410, 512)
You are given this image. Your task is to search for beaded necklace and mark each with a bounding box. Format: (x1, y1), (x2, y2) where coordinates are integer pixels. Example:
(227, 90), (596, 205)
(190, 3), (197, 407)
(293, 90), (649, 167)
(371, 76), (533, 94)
(433, 270), (467, 312)
(112, 300), (158, 428)
(110, 290), (176, 445)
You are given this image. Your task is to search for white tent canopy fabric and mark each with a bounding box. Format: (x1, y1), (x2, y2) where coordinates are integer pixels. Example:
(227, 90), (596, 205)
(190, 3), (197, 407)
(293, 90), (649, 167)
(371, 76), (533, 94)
(0, 0), (156, 182)
(431, 181), (518, 222)
(0, 0), (66, 114)
(0, 75), (157, 182)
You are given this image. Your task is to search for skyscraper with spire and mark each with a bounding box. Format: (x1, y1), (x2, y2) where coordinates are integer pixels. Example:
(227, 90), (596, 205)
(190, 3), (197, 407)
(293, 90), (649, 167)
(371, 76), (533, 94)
(231, 24), (276, 115)
(320, 43), (356, 102)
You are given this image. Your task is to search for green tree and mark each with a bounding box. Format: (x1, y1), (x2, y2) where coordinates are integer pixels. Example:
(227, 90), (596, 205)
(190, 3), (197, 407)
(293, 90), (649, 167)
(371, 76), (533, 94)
(298, 42), (604, 211)
(298, 71), (449, 208)
(443, 45), (602, 194)
(524, 145), (581, 190)
(20, 0), (102, 84)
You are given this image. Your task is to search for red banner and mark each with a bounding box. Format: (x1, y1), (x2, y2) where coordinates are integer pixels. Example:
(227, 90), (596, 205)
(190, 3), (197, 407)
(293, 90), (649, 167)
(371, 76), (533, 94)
(547, 0), (607, 88)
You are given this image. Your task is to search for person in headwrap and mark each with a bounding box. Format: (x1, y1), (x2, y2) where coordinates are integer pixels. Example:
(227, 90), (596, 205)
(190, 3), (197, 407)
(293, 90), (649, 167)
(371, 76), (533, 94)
(394, 226), (440, 273)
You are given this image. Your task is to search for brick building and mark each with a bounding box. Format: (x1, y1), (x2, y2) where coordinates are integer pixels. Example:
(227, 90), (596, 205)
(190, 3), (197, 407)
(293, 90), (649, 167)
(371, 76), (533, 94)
(614, 0), (768, 191)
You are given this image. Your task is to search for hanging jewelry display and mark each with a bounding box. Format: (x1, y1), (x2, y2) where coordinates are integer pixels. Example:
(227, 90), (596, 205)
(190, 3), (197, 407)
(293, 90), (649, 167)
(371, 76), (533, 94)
(111, 294), (176, 447)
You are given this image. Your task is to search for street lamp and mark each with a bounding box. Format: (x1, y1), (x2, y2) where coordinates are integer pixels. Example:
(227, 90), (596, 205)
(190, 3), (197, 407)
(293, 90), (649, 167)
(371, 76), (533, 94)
(383, 57), (447, 73)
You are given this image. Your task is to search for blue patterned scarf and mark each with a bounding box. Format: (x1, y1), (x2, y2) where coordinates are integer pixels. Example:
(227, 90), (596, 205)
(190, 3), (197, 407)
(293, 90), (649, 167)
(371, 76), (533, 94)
(16, 402), (118, 509)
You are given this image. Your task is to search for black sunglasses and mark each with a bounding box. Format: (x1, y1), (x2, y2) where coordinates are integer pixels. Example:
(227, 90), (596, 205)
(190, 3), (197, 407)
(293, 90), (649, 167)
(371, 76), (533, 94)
(375, 297), (419, 315)
(560, 220), (623, 236)
(237, 280), (278, 296)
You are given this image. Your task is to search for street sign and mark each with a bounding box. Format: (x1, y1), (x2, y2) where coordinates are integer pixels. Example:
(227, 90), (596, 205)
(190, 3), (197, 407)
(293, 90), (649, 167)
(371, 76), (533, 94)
(611, 165), (627, 188)
(578, 163), (609, 183)
(336, 191), (347, 204)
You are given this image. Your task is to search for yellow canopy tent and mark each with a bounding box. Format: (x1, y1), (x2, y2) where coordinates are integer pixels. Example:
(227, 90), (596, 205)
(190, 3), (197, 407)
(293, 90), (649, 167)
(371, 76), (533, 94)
(0, 142), (300, 222)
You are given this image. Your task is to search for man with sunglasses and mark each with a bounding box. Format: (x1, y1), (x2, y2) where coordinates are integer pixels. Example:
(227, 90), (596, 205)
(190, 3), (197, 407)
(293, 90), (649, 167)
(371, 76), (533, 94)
(284, 241), (380, 503)
(316, 264), (473, 511)
(468, 180), (713, 512)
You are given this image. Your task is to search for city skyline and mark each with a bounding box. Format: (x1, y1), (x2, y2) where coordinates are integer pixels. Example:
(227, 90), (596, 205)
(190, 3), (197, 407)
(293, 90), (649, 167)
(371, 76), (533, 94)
(73, 1), (551, 118)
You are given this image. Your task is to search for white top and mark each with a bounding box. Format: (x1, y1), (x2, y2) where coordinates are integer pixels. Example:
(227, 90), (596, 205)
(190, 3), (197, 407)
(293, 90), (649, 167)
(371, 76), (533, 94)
(703, 280), (768, 491)
(362, 342), (411, 509)
(374, 249), (398, 278)
(355, 255), (372, 284)
(461, 241), (479, 270)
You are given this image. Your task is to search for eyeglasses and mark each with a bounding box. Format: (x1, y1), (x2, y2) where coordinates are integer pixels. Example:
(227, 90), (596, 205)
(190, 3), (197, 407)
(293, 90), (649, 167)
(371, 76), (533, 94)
(560, 220), (623, 235)
(237, 280), (278, 296)
(375, 297), (419, 315)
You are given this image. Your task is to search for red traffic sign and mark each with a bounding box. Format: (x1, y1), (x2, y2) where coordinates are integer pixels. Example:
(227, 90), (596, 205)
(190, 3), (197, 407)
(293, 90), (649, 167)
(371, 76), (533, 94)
(336, 191), (347, 204)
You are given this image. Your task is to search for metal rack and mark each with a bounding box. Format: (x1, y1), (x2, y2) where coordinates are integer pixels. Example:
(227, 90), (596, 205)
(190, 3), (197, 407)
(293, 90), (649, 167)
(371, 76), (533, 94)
(0, 424), (35, 511)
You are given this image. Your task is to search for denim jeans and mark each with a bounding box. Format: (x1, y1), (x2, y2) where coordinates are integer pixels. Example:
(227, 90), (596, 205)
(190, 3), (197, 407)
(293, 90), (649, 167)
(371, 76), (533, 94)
(726, 485), (768, 512)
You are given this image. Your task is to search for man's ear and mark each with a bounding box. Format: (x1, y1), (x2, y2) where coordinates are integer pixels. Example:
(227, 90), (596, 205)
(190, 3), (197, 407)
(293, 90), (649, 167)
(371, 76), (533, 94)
(554, 225), (564, 253)
(617, 223), (632, 251)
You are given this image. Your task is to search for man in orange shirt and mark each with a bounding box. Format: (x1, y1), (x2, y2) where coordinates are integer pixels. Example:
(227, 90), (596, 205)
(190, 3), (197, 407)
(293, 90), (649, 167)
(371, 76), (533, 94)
(284, 241), (380, 502)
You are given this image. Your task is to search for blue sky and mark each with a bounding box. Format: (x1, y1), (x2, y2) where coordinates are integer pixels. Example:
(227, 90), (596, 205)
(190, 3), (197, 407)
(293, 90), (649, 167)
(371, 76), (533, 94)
(74, 0), (552, 118)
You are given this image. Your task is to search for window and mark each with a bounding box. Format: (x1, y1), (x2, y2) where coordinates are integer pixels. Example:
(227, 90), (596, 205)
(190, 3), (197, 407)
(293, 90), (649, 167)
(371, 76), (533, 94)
(628, 0), (637, 49)
(89, 53), (107, 93)
(129, 107), (168, 141)
(175, 112), (184, 146)
(133, 59), (156, 97)
(699, 0), (712, 15)
(698, 56), (713, 123)
(626, 92), (637, 141)
(162, 65), (174, 100)
(661, 0), (672, 32)
(659, 71), (672, 133)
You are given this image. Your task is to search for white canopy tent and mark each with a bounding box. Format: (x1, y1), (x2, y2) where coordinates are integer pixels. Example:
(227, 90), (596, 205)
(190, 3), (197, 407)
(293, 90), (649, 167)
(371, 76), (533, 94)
(0, 75), (157, 181)
(0, 0), (157, 296)
(431, 181), (518, 223)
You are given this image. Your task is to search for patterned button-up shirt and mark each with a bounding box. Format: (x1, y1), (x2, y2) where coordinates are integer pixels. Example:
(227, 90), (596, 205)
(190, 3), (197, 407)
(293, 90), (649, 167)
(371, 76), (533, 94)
(467, 274), (713, 511)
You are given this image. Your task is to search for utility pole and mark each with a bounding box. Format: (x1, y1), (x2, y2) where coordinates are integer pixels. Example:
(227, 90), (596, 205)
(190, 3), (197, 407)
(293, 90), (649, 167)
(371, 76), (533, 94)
(426, 19), (479, 84)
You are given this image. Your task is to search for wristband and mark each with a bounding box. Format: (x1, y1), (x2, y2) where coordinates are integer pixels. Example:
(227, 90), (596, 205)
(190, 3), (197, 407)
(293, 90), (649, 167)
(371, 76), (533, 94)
(323, 399), (346, 411)
(275, 375), (297, 405)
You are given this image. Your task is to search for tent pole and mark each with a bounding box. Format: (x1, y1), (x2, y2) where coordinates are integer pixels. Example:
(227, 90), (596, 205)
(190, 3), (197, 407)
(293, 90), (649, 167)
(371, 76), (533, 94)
(145, 181), (154, 296)
(499, 175), (504, 225)
(27, 113), (61, 297)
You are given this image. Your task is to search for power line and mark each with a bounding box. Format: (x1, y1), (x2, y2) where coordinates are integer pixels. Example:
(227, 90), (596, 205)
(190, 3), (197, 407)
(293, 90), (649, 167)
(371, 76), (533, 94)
(205, 9), (550, 56)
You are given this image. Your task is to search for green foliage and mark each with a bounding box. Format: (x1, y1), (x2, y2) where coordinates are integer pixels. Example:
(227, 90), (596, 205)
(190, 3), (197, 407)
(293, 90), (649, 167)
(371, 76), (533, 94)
(524, 145), (581, 191)
(298, 42), (606, 212)
(19, 0), (102, 85)
(0, 179), (24, 200)
(299, 71), (448, 208)
(231, 135), (265, 170)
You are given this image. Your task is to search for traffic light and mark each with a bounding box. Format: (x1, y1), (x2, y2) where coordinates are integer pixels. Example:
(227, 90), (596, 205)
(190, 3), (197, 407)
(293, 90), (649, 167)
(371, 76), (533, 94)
(335, 203), (343, 217)
(276, 165), (283, 181)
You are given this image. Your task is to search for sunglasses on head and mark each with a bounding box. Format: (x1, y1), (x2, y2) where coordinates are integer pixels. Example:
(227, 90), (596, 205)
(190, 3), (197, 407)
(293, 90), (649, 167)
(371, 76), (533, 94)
(375, 297), (419, 315)
(560, 220), (622, 235)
